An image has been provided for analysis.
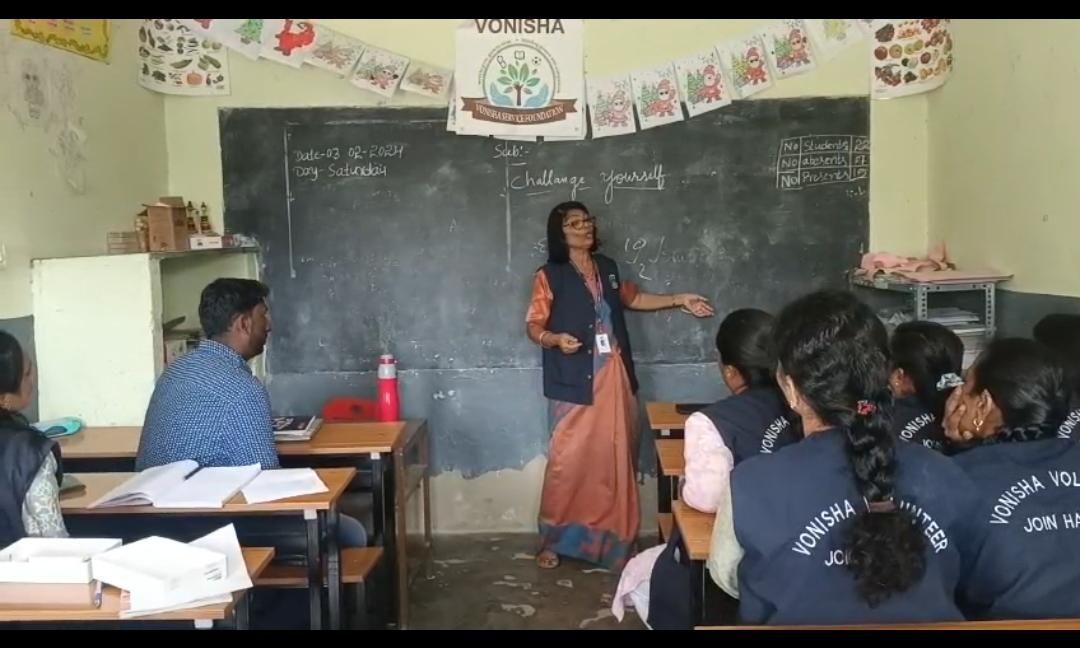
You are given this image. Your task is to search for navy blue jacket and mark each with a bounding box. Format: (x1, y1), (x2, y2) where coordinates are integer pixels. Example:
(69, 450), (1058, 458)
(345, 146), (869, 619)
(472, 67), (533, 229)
(953, 438), (1080, 619)
(540, 254), (636, 405)
(733, 428), (974, 625)
(0, 417), (61, 548)
(700, 387), (797, 462)
(648, 388), (795, 629)
(892, 395), (945, 452)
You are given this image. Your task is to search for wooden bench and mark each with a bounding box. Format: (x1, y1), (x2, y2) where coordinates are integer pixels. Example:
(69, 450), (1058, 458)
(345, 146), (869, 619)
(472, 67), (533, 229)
(256, 547), (383, 587)
(697, 618), (1080, 630)
(256, 547), (384, 629)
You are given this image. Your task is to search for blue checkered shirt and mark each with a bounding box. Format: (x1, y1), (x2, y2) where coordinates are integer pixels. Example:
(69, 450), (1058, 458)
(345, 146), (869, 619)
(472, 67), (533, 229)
(135, 340), (280, 470)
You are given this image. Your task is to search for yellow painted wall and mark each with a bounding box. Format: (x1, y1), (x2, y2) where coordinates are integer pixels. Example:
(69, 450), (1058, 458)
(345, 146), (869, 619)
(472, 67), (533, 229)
(0, 22), (168, 319)
(929, 19), (1080, 297)
(165, 19), (929, 255)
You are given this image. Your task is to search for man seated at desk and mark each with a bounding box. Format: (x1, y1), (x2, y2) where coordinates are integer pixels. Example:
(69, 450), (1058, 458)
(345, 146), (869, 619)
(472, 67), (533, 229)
(136, 278), (367, 548)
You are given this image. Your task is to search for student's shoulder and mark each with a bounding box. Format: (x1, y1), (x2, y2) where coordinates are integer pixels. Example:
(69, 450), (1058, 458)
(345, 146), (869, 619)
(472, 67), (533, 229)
(897, 441), (979, 502)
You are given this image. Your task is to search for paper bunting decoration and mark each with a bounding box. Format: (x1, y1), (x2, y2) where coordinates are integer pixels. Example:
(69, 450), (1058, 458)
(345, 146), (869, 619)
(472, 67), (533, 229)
(719, 34), (774, 99)
(306, 28), (365, 76)
(259, 19), (318, 68)
(587, 75), (636, 138)
(350, 45), (410, 98)
(761, 20), (817, 78)
(631, 64), (684, 130)
(804, 19), (863, 62)
(400, 61), (452, 99)
(675, 49), (733, 118)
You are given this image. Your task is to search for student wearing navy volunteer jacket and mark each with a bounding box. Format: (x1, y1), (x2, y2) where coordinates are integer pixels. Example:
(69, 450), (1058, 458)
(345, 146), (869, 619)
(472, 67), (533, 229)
(0, 331), (67, 547)
(888, 321), (964, 452)
(943, 338), (1076, 620)
(707, 290), (976, 625)
(1033, 314), (1080, 439)
(612, 309), (796, 629)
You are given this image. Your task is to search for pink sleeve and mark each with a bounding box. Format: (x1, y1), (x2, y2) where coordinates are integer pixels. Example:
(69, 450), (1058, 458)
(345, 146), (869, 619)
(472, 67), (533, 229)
(681, 412), (734, 514)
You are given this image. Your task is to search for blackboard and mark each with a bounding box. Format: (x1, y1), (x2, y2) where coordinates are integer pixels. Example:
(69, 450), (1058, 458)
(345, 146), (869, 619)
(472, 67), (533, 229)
(221, 98), (869, 378)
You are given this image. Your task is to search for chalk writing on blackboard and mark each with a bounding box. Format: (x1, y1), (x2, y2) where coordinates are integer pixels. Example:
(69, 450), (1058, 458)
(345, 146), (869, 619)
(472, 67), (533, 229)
(775, 135), (869, 191)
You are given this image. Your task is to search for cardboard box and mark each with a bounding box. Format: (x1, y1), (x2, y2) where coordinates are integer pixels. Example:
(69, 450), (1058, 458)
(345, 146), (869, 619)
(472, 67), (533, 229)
(189, 234), (235, 250)
(145, 196), (190, 252)
(0, 538), (122, 584)
(91, 536), (226, 597)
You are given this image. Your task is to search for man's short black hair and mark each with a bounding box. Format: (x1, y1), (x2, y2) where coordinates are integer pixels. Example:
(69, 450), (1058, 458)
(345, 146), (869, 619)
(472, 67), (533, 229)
(199, 278), (270, 339)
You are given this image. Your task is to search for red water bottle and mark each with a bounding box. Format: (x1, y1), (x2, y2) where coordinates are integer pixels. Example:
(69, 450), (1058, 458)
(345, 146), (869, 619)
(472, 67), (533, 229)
(377, 354), (400, 422)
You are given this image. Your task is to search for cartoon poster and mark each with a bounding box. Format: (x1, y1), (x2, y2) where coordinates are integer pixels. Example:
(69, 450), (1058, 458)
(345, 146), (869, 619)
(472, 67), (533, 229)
(870, 19), (953, 99)
(760, 20), (816, 78)
(804, 19), (863, 62)
(719, 34), (773, 99)
(587, 75), (636, 139)
(137, 19), (230, 96)
(631, 64), (683, 130)
(350, 45), (409, 98)
(454, 18), (584, 138)
(199, 19), (264, 61)
(400, 61), (452, 99)
(260, 19), (317, 68)
(306, 27), (365, 76)
(11, 19), (110, 62)
(675, 49), (733, 118)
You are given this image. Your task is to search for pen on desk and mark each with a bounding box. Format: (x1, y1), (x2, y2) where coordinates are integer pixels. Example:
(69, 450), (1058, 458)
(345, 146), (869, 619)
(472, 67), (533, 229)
(93, 580), (103, 608)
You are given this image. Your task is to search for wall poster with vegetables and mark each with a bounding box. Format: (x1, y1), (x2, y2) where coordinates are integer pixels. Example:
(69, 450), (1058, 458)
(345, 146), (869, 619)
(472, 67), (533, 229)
(137, 18), (230, 96)
(869, 19), (951, 99)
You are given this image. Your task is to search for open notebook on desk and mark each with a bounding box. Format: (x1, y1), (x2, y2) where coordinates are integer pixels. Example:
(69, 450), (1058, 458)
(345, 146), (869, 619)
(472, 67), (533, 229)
(89, 461), (260, 509)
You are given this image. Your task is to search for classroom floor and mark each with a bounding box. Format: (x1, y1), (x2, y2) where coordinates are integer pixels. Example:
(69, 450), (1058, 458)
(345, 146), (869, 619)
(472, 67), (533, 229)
(409, 533), (648, 630)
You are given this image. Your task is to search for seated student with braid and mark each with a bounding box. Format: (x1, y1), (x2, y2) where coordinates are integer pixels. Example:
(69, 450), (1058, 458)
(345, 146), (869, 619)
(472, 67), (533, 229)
(888, 321), (964, 452)
(0, 331), (67, 546)
(944, 338), (1077, 620)
(707, 291), (975, 625)
(1033, 313), (1080, 438)
(611, 309), (796, 628)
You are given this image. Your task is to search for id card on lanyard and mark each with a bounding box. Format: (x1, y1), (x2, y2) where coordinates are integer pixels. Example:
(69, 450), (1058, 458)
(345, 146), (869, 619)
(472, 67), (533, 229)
(588, 270), (612, 356)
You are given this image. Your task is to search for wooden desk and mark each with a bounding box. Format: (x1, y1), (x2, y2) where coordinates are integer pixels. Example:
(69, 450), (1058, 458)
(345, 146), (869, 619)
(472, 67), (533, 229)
(645, 402), (689, 438)
(62, 468), (354, 631)
(672, 501), (713, 562)
(0, 547), (273, 629)
(277, 420), (432, 630)
(60, 420), (433, 629)
(61, 468), (353, 514)
(656, 439), (684, 477)
(672, 501), (735, 626)
(58, 426), (140, 459)
(654, 437), (684, 537)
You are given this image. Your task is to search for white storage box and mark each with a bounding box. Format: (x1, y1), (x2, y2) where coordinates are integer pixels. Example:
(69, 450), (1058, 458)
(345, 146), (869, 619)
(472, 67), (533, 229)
(0, 538), (122, 584)
(91, 536), (226, 596)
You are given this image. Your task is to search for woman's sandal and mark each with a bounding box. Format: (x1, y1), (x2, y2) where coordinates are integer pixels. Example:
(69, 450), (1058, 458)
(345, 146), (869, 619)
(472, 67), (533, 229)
(536, 550), (560, 569)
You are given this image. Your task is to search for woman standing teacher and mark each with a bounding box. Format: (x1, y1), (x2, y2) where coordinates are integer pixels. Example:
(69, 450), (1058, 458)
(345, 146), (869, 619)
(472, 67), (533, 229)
(526, 201), (714, 570)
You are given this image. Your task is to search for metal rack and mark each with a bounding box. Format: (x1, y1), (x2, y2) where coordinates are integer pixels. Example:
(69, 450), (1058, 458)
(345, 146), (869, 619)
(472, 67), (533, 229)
(849, 274), (1003, 338)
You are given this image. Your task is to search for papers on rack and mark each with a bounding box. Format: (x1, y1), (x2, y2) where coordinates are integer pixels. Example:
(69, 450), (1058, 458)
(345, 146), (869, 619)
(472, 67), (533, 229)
(241, 469), (328, 504)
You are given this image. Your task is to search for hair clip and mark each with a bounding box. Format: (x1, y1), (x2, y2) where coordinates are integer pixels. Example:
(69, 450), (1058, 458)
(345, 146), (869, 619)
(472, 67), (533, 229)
(856, 400), (877, 416)
(864, 498), (897, 514)
(936, 372), (963, 391)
